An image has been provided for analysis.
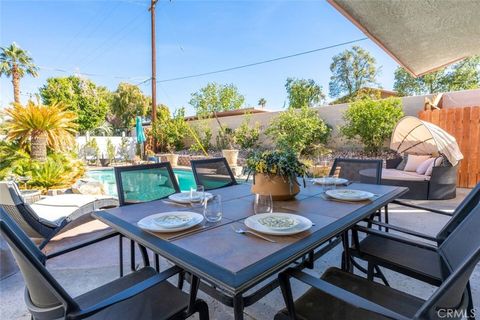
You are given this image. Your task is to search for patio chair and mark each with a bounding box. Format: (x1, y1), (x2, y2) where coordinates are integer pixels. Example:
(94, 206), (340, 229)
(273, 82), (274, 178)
(114, 162), (180, 274)
(0, 181), (119, 250)
(347, 183), (480, 289)
(0, 208), (209, 320)
(329, 158), (383, 184)
(275, 202), (480, 320)
(191, 157), (237, 190)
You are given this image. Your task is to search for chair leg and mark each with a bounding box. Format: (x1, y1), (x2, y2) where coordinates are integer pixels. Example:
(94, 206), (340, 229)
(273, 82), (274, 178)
(119, 235), (124, 277)
(374, 265), (390, 286)
(130, 239), (135, 271)
(195, 300), (210, 320)
(367, 263), (374, 281)
(154, 253), (160, 272)
(384, 204), (389, 232)
(177, 270), (185, 290)
(139, 245), (150, 267)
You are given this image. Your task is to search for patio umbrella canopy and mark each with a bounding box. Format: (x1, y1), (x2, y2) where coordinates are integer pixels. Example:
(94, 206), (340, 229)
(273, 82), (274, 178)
(390, 116), (463, 166)
(135, 116), (146, 144)
(327, 0), (480, 76)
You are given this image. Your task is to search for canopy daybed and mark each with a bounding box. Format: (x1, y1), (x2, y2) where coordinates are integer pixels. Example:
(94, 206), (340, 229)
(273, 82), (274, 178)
(360, 117), (463, 200)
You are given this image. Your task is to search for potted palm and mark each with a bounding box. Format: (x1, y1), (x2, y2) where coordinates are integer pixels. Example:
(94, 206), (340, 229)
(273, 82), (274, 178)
(245, 150), (308, 200)
(218, 127), (239, 166)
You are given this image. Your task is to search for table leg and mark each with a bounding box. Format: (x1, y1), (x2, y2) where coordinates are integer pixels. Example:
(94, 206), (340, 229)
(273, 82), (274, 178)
(233, 294), (245, 320)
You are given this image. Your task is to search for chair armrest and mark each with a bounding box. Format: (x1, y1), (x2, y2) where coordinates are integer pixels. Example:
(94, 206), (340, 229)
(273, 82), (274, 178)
(67, 266), (182, 320)
(365, 220), (437, 242)
(392, 200), (452, 216)
(45, 231), (120, 260)
(353, 225), (438, 251)
(282, 268), (410, 320)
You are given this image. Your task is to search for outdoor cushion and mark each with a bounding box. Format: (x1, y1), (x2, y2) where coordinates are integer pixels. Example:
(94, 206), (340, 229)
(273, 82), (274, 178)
(30, 194), (118, 225)
(425, 156), (443, 176)
(404, 154), (432, 172)
(416, 157), (435, 175)
(361, 168), (430, 182)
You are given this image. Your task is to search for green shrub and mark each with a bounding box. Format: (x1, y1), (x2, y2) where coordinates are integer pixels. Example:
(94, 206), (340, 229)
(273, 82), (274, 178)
(83, 138), (100, 163)
(118, 137), (130, 162)
(215, 127), (236, 150)
(266, 106), (331, 155)
(106, 139), (116, 163)
(341, 97), (404, 153)
(153, 107), (188, 153)
(234, 115), (261, 150)
(189, 121), (212, 153)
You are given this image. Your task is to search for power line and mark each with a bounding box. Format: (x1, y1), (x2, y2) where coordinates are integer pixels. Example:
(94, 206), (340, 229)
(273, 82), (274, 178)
(36, 65), (147, 81)
(156, 37), (369, 83)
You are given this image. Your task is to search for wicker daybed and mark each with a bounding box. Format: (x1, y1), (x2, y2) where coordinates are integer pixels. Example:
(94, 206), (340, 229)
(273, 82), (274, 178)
(361, 116), (463, 200)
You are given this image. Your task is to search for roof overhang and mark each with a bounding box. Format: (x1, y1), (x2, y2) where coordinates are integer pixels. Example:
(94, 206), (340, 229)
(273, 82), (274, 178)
(328, 0), (480, 77)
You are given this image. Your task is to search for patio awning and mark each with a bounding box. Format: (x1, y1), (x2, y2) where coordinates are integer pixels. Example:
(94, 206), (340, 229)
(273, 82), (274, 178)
(327, 0), (480, 77)
(390, 116), (463, 166)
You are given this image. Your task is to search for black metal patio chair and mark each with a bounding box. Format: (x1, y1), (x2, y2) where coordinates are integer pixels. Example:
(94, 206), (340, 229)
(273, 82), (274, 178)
(114, 162), (181, 275)
(190, 157), (237, 190)
(0, 208), (209, 320)
(275, 201), (480, 320)
(347, 183), (480, 286)
(329, 158), (383, 185)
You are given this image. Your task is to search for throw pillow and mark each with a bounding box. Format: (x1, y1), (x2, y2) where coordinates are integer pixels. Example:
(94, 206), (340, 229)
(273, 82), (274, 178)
(416, 158), (435, 175)
(425, 157), (444, 176)
(404, 154), (431, 172)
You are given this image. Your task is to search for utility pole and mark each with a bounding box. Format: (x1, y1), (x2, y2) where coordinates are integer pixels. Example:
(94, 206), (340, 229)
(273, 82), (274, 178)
(149, 0), (158, 152)
(149, 0), (158, 125)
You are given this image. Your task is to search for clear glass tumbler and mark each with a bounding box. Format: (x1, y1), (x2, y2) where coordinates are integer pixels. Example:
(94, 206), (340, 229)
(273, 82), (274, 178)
(190, 185), (205, 207)
(254, 194), (273, 214)
(203, 194), (222, 222)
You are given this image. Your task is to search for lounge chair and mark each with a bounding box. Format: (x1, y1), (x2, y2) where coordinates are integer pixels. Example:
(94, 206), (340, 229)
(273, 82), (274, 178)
(0, 181), (118, 249)
(275, 202), (480, 320)
(190, 157), (237, 190)
(0, 208), (209, 320)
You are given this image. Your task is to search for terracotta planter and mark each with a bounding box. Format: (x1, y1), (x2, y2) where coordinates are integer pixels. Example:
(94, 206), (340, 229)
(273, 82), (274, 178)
(251, 173), (300, 200)
(165, 153), (179, 167)
(222, 149), (239, 166)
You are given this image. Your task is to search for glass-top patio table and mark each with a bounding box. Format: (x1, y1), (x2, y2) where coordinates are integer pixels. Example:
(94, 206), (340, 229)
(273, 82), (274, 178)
(93, 182), (407, 319)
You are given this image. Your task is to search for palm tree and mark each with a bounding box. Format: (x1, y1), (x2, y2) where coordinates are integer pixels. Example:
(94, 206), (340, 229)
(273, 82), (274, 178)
(4, 101), (78, 161)
(258, 98), (267, 108)
(0, 43), (39, 103)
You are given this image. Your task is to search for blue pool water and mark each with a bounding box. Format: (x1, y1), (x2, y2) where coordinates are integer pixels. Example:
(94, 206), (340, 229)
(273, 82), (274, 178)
(86, 168), (196, 196)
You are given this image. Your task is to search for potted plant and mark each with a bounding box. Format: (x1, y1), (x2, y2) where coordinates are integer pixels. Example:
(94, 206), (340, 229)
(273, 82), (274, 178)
(106, 138), (116, 165)
(218, 127), (239, 166)
(245, 150), (308, 200)
(99, 153), (110, 167)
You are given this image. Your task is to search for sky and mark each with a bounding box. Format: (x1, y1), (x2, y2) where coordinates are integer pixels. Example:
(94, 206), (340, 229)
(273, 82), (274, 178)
(0, 0), (400, 116)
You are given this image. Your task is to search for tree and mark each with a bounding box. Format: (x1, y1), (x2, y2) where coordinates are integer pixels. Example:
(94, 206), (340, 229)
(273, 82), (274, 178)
(393, 56), (480, 96)
(189, 82), (244, 116)
(341, 97), (404, 153)
(258, 98), (267, 108)
(4, 101), (78, 161)
(110, 82), (151, 129)
(152, 106), (188, 153)
(285, 78), (325, 108)
(0, 43), (39, 103)
(329, 46), (380, 98)
(39, 76), (111, 133)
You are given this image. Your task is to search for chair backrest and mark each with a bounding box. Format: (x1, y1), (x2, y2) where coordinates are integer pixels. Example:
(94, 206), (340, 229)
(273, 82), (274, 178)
(190, 158), (237, 191)
(329, 158), (383, 184)
(0, 181), (55, 239)
(0, 208), (77, 319)
(415, 203), (480, 319)
(436, 183), (480, 244)
(114, 162), (180, 206)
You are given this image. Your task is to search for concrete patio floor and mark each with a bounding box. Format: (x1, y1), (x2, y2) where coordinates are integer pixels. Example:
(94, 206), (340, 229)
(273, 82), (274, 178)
(1, 188), (479, 319)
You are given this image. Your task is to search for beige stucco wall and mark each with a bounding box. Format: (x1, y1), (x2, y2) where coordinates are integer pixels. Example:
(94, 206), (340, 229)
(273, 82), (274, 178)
(186, 88), (480, 150)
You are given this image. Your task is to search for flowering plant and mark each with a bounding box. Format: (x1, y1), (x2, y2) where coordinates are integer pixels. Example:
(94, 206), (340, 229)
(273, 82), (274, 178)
(245, 149), (309, 186)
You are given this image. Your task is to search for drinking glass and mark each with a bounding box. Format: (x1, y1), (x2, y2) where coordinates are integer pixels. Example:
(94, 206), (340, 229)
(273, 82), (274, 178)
(190, 185), (205, 207)
(254, 194), (273, 214)
(321, 175), (337, 193)
(203, 194), (222, 222)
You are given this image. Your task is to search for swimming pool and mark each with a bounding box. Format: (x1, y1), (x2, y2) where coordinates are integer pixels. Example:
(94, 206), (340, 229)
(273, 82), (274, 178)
(86, 168), (197, 196)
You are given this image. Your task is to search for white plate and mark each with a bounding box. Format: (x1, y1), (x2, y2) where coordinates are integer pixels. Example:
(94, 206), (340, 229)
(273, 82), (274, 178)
(312, 177), (348, 185)
(245, 213), (312, 236)
(257, 215), (299, 230)
(168, 192), (213, 204)
(326, 189), (374, 201)
(138, 211), (203, 233)
(153, 214), (193, 229)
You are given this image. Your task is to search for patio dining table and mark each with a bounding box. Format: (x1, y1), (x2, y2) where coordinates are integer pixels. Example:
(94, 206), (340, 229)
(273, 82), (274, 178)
(93, 182), (407, 319)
